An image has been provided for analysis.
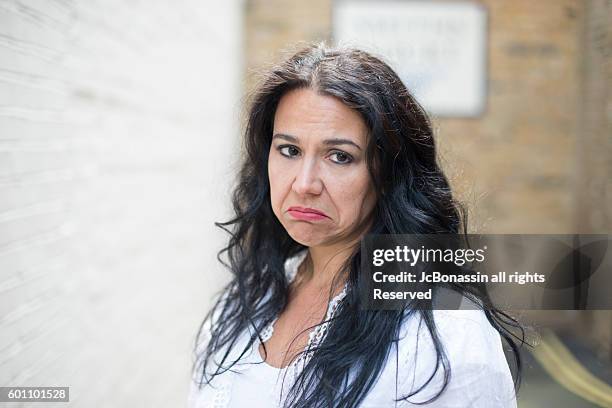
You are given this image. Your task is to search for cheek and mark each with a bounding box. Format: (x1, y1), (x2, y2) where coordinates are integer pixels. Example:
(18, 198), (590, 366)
(329, 167), (373, 216)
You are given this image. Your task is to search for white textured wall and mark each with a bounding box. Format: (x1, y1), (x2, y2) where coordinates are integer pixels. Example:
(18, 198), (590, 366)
(0, 0), (242, 406)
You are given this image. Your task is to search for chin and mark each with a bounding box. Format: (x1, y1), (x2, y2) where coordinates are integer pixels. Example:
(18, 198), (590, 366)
(285, 224), (328, 247)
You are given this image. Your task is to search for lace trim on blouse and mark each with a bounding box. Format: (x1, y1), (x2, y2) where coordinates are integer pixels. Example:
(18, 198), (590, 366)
(190, 249), (348, 408)
(258, 249), (348, 386)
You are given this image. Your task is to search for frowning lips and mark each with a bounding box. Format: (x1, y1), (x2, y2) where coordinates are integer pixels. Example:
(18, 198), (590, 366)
(287, 206), (329, 219)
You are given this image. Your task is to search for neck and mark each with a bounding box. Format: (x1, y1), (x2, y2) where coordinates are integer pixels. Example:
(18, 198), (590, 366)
(300, 216), (373, 292)
(300, 244), (355, 291)
(298, 213), (374, 292)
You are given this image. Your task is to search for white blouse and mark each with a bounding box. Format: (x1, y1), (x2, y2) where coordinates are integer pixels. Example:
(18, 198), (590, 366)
(188, 249), (517, 408)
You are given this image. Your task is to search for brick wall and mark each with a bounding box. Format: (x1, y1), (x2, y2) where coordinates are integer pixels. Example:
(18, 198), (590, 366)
(0, 0), (243, 406)
(576, 0), (611, 359)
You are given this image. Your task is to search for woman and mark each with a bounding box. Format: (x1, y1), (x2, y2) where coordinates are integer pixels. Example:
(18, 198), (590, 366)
(189, 43), (522, 407)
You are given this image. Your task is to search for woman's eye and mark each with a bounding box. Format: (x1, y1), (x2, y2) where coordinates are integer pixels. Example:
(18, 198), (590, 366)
(330, 151), (353, 164)
(277, 145), (352, 164)
(278, 145), (300, 157)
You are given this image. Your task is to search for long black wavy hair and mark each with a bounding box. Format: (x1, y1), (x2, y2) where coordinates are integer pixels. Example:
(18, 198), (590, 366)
(193, 42), (524, 407)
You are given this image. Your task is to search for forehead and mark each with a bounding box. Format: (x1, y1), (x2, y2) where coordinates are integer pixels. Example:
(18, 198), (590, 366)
(273, 88), (368, 145)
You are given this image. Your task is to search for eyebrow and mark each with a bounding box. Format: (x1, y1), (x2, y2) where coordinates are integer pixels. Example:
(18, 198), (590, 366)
(272, 133), (362, 151)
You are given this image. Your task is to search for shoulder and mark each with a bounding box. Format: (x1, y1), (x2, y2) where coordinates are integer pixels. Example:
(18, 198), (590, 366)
(396, 308), (505, 374)
(395, 308), (517, 407)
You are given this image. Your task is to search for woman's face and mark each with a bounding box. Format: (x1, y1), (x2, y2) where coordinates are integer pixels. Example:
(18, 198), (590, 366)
(268, 87), (377, 248)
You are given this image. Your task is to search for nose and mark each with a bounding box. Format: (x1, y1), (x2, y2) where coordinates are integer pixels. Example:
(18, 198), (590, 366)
(292, 156), (323, 196)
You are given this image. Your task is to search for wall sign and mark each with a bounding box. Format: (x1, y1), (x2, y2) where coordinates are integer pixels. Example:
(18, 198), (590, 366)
(333, 0), (488, 117)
